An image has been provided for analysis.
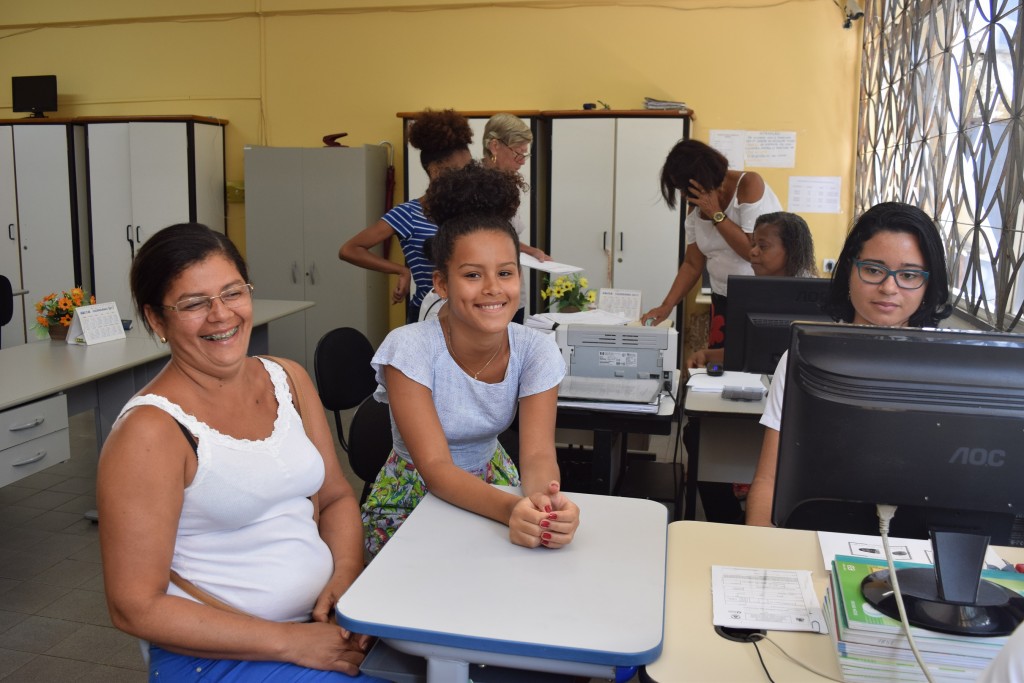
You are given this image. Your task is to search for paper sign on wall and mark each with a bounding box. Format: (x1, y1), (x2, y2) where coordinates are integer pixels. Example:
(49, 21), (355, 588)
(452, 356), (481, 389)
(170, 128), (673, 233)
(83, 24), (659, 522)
(67, 302), (126, 345)
(744, 131), (797, 168)
(709, 130), (746, 170)
(788, 176), (842, 214)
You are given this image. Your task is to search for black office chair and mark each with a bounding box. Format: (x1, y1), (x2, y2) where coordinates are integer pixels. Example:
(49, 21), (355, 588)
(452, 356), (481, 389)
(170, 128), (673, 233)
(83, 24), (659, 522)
(313, 327), (378, 453)
(0, 275), (14, 349)
(347, 396), (394, 504)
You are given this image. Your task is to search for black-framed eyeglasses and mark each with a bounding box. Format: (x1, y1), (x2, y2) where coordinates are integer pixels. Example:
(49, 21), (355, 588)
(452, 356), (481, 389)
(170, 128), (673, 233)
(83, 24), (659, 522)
(501, 140), (531, 163)
(162, 283), (254, 319)
(854, 261), (929, 290)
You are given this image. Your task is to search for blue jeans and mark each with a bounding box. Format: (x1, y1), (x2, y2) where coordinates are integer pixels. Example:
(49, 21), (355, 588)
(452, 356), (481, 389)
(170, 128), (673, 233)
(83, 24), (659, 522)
(149, 645), (388, 682)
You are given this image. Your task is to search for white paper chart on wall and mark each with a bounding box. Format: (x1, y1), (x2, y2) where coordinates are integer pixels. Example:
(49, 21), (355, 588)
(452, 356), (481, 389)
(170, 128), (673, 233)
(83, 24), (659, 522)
(68, 302), (127, 345)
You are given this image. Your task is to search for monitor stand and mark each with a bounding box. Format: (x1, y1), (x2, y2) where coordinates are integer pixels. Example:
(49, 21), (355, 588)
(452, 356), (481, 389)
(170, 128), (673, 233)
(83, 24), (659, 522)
(860, 529), (1024, 636)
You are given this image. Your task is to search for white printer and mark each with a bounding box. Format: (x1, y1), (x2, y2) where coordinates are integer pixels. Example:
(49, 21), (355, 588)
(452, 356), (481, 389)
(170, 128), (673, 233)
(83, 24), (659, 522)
(555, 324), (679, 393)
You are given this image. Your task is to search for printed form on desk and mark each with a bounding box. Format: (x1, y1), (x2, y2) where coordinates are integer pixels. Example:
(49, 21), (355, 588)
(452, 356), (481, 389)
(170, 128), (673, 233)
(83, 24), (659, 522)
(711, 565), (828, 633)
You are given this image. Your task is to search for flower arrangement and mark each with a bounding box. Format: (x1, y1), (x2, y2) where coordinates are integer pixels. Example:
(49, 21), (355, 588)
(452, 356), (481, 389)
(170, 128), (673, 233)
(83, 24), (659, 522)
(541, 273), (596, 312)
(33, 287), (95, 338)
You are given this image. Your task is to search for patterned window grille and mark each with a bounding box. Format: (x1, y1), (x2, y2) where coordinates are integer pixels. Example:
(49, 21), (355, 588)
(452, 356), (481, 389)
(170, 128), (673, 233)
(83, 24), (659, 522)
(856, 0), (1024, 331)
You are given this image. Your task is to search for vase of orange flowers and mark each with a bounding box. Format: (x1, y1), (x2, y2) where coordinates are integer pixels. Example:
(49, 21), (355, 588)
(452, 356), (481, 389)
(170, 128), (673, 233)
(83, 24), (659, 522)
(33, 287), (95, 340)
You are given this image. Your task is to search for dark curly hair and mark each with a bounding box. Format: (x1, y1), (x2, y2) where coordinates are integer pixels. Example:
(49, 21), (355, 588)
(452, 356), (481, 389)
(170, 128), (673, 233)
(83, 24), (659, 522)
(421, 162), (525, 275)
(823, 202), (952, 327)
(660, 139), (729, 210)
(408, 109), (473, 172)
(754, 211), (818, 277)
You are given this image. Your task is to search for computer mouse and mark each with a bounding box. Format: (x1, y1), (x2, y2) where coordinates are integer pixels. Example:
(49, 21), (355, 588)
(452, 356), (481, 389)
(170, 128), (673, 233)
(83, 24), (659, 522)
(707, 364), (724, 377)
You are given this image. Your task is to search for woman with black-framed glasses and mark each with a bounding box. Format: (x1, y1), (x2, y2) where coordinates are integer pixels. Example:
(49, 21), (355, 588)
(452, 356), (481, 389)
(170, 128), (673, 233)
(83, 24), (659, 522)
(746, 202), (953, 527)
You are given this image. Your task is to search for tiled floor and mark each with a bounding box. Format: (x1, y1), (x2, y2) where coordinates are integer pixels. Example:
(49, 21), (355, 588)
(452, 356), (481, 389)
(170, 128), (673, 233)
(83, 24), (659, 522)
(0, 408), (681, 682)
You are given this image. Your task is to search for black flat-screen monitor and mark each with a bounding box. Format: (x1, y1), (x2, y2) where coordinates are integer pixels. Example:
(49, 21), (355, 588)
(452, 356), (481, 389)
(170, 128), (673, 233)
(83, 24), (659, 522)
(12, 75), (57, 118)
(774, 322), (1024, 635)
(723, 275), (831, 375)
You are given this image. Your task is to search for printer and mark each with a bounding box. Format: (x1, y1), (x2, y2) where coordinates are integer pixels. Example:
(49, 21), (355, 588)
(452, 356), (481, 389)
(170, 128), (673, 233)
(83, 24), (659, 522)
(556, 324), (679, 393)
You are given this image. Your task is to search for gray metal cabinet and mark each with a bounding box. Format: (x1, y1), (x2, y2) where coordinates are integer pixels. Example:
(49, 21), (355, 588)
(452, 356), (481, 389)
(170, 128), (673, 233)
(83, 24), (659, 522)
(244, 145), (389, 371)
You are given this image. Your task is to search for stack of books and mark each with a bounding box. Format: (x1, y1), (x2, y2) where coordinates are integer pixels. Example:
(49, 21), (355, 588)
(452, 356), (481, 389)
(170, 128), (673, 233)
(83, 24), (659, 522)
(825, 555), (1021, 681)
(644, 96), (689, 112)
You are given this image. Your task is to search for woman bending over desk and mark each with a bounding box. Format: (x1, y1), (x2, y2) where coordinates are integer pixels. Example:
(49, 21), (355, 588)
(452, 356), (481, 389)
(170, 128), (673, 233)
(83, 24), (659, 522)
(361, 163), (579, 557)
(745, 203), (952, 526)
(97, 224), (381, 680)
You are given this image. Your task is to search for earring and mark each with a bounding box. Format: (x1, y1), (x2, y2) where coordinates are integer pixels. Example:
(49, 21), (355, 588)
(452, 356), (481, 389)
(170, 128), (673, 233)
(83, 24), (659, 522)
(160, 336), (167, 343)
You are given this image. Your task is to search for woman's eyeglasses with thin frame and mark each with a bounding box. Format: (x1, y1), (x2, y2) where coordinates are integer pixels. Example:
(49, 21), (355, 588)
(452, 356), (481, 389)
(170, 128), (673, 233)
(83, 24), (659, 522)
(162, 283), (254, 319)
(501, 140), (531, 163)
(854, 261), (929, 290)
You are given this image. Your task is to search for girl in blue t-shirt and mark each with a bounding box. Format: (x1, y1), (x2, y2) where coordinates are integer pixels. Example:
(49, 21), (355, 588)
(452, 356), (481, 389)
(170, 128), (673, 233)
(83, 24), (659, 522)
(361, 163), (580, 556)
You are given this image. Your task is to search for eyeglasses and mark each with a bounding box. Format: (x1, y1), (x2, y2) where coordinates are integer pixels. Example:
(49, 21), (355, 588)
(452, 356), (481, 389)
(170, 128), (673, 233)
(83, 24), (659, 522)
(162, 283), (254, 319)
(854, 261), (929, 290)
(501, 140), (531, 163)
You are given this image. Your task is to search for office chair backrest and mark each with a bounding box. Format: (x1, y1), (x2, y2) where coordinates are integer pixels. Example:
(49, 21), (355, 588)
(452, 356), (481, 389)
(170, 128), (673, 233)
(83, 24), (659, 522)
(0, 275), (12, 328)
(348, 396), (394, 504)
(313, 327), (378, 453)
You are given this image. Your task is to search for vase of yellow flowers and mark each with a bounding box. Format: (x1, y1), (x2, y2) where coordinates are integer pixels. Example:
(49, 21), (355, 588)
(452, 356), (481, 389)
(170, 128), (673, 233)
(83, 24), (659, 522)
(540, 273), (596, 313)
(34, 287), (95, 340)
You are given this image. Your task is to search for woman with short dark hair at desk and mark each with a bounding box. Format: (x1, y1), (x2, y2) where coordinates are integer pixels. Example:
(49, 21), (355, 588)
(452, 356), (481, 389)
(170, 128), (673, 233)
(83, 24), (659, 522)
(746, 202), (952, 526)
(340, 109), (473, 325)
(687, 210), (817, 369)
(98, 224), (381, 680)
(640, 139), (783, 343)
(360, 163), (579, 557)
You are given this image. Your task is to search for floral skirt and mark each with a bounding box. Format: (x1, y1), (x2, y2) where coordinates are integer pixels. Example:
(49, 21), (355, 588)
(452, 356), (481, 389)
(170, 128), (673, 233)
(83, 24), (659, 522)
(360, 445), (520, 557)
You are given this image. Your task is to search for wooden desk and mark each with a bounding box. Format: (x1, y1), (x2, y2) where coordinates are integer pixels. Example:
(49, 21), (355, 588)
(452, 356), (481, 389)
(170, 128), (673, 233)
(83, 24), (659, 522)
(682, 379), (766, 519)
(337, 487), (668, 682)
(643, 521), (1024, 682)
(0, 300), (312, 486)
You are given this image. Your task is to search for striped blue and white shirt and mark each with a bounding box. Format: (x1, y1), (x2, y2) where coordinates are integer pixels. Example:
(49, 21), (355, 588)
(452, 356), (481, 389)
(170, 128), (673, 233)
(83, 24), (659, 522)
(381, 199), (438, 308)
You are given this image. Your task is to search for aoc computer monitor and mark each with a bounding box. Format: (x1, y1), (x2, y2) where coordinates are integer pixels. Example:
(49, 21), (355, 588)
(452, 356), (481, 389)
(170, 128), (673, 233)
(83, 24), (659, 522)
(773, 322), (1024, 635)
(723, 275), (831, 375)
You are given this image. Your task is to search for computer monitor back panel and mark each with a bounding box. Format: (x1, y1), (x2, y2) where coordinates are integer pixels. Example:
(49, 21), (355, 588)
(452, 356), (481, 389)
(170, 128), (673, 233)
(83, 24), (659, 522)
(772, 323), (1024, 546)
(724, 275), (831, 375)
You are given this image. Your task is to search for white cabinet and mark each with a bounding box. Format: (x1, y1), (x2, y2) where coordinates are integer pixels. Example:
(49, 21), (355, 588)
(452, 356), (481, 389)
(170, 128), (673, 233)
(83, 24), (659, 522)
(548, 115), (688, 323)
(86, 119), (225, 322)
(0, 123), (85, 347)
(0, 394), (70, 487)
(244, 145), (389, 371)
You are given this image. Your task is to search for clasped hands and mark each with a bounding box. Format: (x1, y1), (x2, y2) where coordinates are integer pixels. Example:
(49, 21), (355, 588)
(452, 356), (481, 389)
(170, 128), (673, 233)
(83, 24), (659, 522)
(509, 481), (579, 549)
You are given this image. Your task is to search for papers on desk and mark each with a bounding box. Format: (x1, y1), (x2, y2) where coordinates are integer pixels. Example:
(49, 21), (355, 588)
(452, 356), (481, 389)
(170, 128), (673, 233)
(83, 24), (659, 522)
(816, 531), (1009, 573)
(558, 376), (661, 404)
(526, 309), (632, 330)
(687, 369), (766, 394)
(711, 565), (827, 633)
(519, 253), (582, 275)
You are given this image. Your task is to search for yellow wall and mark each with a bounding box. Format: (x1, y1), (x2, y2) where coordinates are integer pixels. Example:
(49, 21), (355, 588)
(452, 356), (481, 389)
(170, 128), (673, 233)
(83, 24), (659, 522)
(0, 0), (862, 324)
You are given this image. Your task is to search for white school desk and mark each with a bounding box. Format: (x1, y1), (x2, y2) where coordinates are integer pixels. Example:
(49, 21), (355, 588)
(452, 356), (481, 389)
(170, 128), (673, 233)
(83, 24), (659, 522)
(0, 300), (312, 480)
(337, 487), (668, 682)
(682, 377), (766, 519)
(641, 521), (1024, 682)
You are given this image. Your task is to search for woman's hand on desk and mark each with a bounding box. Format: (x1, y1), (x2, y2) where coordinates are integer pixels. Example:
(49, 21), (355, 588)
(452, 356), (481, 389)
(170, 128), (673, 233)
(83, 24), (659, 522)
(509, 481), (580, 549)
(686, 348), (724, 371)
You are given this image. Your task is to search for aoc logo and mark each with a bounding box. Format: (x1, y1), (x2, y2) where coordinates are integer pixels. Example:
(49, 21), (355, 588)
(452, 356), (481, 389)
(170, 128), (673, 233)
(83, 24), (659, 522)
(949, 447), (1006, 467)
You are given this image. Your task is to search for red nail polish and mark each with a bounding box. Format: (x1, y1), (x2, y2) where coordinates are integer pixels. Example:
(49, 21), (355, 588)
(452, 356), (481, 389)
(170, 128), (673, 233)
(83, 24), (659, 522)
(540, 520), (550, 528)
(548, 513), (557, 520)
(542, 532), (552, 540)
(544, 505), (552, 513)
(541, 539), (549, 546)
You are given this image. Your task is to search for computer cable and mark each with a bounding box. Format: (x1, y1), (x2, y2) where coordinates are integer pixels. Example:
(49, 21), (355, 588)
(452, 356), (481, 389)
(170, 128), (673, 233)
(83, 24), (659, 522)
(876, 504), (937, 683)
(757, 634), (845, 682)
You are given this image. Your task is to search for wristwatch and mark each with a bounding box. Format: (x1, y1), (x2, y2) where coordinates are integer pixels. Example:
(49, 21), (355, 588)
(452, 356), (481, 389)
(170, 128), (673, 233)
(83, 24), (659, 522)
(712, 211), (727, 225)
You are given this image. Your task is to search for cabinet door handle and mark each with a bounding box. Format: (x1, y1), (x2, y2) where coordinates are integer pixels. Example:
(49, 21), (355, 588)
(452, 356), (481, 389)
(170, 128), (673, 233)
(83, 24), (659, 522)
(9, 417), (44, 431)
(135, 226), (142, 244)
(7, 223), (13, 241)
(308, 262), (317, 286)
(13, 451), (47, 467)
(619, 233), (624, 252)
(602, 231), (608, 252)
(126, 224), (135, 259)
(291, 262), (299, 284)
